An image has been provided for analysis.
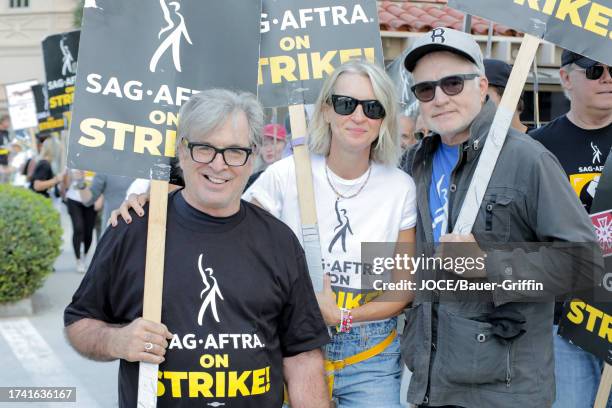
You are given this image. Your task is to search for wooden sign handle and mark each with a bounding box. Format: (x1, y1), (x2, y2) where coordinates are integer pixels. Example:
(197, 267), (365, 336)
(288, 104), (324, 292)
(137, 179), (169, 408)
(453, 34), (540, 234)
(594, 363), (612, 408)
(289, 105), (317, 225)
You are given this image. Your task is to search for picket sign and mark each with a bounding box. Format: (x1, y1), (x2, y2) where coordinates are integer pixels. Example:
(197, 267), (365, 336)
(137, 179), (169, 408)
(595, 364), (612, 408)
(452, 33), (540, 234)
(288, 104), (324, 293)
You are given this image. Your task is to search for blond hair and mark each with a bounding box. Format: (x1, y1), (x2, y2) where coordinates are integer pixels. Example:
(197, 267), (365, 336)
(308, 60), (402, 166)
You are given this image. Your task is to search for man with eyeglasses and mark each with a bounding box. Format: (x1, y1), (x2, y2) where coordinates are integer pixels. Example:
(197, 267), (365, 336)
(64, 89), (330, 408)
(399, 28), (601, 408)
(530, 50), (612, 408)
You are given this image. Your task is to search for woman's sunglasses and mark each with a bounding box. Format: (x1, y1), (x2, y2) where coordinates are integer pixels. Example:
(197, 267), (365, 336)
(329, 95), (386, 120)
(411, 73), (480, 102)
(576, 65), (612, 80)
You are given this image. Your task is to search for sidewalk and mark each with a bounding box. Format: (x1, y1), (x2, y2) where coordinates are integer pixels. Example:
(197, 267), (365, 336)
(0, 199), (117, 407)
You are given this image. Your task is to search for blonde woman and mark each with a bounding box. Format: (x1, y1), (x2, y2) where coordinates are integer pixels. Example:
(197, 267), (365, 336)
(110, 60), (417, 406)
(30, 137), (62, 198)
(245, 60), (416, 406)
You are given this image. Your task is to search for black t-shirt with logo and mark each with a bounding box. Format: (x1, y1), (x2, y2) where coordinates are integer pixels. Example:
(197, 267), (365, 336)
(530, 115), (612, 322)
(64, 191), (329, 407)
(531, 115), (612, 213)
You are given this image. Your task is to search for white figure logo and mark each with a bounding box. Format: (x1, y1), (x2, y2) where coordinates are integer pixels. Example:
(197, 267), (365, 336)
(197, 254), (224, 326)
(592, 142), (602, 164)
(60, 37), (75, 76)
(432, 174), (449, 235)
(149, 0), (192, 73)
(42, 86), (49, 112)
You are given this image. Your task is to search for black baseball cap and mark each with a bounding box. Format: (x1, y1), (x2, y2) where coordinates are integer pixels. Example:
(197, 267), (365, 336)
(484, 59), (512, 88)
(561, 50), (599, 68)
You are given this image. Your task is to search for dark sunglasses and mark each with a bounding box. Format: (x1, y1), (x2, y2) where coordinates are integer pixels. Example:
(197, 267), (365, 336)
(576, 65), (612, 80)
(329, 95), (386, 120)
(411, 73), (480, 102)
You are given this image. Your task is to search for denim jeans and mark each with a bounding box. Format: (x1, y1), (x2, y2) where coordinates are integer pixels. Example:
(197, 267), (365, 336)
(553, 325), (612, 408)
(325, 318), (402, 408)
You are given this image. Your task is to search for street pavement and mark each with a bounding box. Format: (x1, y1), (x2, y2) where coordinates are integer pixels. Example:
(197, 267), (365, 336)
(0, 199), (117, 407)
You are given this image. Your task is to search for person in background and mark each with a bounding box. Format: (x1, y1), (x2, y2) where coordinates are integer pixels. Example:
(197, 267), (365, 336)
(244, 123), (288, 190)
(530, 49), (612, 408)
(483, 58), (529, 133)
(63, 170), (97, 273)
(77, 174), (135, 229)
(8, 141), (29, 187)
(30, 137), (63, 198)
(0, 115), (11, 183)
(260, 123), (287, 164)
(399, 114), (417, 150)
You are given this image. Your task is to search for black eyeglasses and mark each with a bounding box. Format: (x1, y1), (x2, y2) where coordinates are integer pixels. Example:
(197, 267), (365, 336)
(575, 65), (612, 80)
(411, 73), (480, 102)
(329, 95), (386, 120)
(181, 138), (253, 167)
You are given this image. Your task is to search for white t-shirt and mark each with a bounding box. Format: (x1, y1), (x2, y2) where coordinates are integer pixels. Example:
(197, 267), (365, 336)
(65, 170), (95, 204)
(243, 154), (417, 311)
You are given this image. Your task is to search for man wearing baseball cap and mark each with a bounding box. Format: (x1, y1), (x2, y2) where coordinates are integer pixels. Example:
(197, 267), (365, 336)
(244, 123), (288, 190)
(530, 50), (612, 408)
(260, 123), (287, 165)
(484, 58), (529, 133)
(399, 28), (601, 407)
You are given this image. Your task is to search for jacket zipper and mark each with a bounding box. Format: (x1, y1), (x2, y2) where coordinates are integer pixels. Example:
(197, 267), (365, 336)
(485, 194), (496, 231)
(506, 342), (513, 387)
(447, 146), (465, 232)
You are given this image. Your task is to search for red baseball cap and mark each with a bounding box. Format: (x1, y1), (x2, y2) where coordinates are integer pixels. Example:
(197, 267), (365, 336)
(263, 123), (287, 140)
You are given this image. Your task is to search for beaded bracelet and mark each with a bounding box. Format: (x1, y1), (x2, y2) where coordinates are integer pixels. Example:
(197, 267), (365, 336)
(336, 308), (353, 333)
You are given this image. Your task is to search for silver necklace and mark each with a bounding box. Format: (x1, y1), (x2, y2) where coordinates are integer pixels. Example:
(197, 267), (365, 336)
(325, 162), (372, 200)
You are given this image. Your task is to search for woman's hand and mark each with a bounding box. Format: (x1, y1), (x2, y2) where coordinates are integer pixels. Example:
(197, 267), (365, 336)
(108, 192), (150, 226)
(315, 274), (341, 326)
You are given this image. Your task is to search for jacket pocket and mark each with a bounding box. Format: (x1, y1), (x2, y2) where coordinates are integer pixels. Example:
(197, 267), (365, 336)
(400, 306), (421, 372)
(436, 309), (514, 386)
(475, 195), (512, 242)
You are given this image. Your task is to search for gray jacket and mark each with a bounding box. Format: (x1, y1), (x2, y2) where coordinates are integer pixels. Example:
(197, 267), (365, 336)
(400, 99), (602, 407)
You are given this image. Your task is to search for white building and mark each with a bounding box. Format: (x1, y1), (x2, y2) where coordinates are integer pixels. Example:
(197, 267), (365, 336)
(0, 0), (79, 113)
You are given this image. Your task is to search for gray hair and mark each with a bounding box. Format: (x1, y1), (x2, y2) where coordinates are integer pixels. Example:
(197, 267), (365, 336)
(308, 59), (402, 166)
(176, 89), (264, 152)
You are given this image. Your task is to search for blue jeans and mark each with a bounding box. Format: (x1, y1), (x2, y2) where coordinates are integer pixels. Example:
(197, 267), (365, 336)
(325, 318), (402, 408)
(553, 325), (612, 408)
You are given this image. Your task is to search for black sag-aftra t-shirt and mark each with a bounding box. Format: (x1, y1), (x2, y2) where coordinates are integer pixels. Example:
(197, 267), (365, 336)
(531, 115), (612, 213)
(530, 115), (612, 323)
(64, 191), (329, 408)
